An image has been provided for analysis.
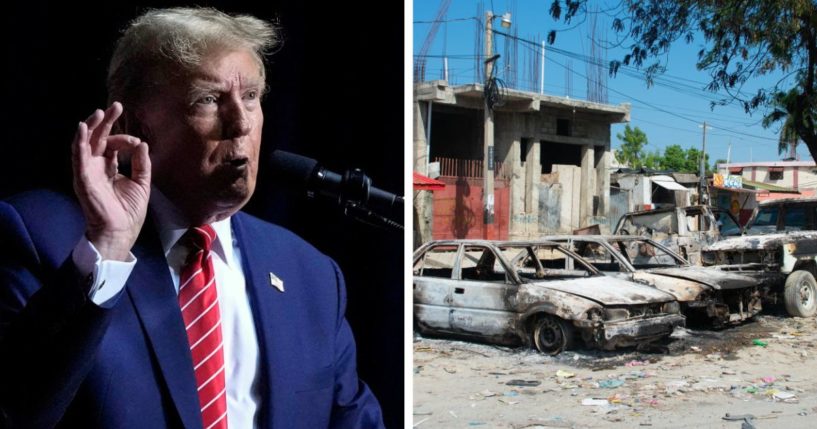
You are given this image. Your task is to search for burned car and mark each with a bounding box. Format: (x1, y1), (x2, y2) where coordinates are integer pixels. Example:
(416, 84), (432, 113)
(413, 240), (685, 355)
(543, 235), (762, 327)
(702, 197), (817, 317)
(614, 205), (742, 265)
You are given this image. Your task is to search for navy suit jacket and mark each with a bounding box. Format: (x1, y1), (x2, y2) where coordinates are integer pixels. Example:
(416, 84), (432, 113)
(0, 190), (384, 428)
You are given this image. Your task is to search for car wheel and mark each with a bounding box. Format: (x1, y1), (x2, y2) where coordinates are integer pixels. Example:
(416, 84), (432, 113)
(784, 270), (817, 317)
(532, 315), (575, 355)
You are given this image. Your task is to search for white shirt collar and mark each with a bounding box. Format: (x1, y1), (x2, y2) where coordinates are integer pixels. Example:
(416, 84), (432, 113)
(148, 186), (235, 264)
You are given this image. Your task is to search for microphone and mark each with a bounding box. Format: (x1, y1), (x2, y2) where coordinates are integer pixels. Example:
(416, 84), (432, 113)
(268, 150), (403, 228)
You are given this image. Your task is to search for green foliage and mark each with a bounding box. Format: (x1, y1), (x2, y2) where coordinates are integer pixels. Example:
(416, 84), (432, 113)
(614, 125), (709, 173)
(763, 88), (808, 158)
(614, 125), (649, 168)
(660, 145), (688, 172)
(548, 0), (817, 159)
(657, 144), (709, 173)
(642, 149), (662, 170)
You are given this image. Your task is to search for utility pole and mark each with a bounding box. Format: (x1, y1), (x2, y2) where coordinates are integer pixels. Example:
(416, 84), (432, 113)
(483, 11), (495, 238)
(540, 40), (545, 94)
(699, 121), (709, 205)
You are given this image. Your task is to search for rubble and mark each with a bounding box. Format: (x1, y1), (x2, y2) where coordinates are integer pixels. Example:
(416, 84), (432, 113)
(414, 314), (817, 428)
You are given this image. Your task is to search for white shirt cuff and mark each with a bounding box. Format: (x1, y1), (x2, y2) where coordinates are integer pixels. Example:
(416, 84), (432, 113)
(71, 236), (136, 308)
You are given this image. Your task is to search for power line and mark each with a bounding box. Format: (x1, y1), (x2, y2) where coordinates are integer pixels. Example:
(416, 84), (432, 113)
(493, 29), (758, 102)
(414, 20), (784, 148)
(489, 30), (783, 144)
(413, 17), (478, 24)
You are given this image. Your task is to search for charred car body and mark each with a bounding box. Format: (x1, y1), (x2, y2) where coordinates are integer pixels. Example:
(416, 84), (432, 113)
(702, 198), (817, 317)
(413, 240), (685, 355)
(614, 205), (742, 265)
(543, 235), (762, 327)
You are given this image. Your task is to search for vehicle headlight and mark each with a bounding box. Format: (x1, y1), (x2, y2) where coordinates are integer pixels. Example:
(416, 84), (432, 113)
(695, 289), (712, 302)
(661, 301), (680, 314)
(586, 308), (604, 321)
(701, 251), (716, 265)
(603, 308), (629, 321)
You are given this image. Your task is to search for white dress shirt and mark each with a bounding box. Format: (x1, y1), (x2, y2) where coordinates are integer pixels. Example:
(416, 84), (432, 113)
(73, 188), (261, 428)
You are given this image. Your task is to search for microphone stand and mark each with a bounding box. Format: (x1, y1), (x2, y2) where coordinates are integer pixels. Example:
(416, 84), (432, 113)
(343, 201), (403, 231)
(335, 169), (403, 232)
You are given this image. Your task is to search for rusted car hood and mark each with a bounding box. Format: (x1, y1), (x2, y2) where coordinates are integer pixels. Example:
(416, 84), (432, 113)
(705, 232), (817, 251)
(645, 266), (759, 290)
(527, 276), (672, 306)
(631, 272), (707, 301)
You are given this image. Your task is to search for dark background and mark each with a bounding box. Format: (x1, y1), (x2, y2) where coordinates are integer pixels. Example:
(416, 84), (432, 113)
(1, 1), (405, 427)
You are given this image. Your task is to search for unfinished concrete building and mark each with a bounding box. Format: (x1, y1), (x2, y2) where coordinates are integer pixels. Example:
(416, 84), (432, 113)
(414, 81), (630, 245)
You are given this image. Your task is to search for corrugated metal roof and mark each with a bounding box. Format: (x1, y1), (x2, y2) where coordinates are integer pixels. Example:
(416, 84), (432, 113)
(413, 172), (445, 191)
(742, 179), (800, 193)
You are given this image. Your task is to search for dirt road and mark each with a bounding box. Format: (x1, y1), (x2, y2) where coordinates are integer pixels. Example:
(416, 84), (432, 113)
(413, 312), (817, 428)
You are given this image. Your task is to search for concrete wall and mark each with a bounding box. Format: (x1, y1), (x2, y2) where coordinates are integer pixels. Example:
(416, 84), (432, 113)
(493, 109), (615, 144)
(617, 174), (648, 208)
(493, 109), (612, 238)
(551, 165), (582, 233)
(413, 82), (626, 244)
(413, 100), (433, 248)
(538, 182), (562, 232)
(718, 163), (817, 191)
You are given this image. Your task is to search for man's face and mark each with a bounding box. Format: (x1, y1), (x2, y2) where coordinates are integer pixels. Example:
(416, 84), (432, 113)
(139, 49), (265, 223)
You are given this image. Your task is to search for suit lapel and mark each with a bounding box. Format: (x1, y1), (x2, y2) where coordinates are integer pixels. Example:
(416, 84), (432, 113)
(126, 221), (202, 429)
(232, 214), (300, 428)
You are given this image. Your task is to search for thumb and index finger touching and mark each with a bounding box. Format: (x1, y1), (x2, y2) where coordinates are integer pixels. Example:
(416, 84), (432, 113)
(73, 101), (151, 185)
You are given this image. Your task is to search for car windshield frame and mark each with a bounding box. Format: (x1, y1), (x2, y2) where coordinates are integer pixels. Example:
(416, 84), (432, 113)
(507, 243), (602, 283)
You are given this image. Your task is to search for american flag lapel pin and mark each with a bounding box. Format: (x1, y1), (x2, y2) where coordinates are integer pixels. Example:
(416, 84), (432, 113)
(269, 272), (285, 292)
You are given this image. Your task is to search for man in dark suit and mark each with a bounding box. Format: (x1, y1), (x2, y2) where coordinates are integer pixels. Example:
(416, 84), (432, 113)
(0, 7), (384, 428)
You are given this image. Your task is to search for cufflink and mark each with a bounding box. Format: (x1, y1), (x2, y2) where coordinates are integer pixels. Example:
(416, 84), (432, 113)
(269, 272), (284, 292)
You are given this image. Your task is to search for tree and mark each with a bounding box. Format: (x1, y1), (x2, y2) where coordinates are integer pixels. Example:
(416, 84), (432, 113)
(763, 90), (805, 159)
(777, 116), (801, 159)
(614, 124), (649, 168)
(548, 1), (817, 160)
(660, 144), (689, 172)
(684, 147), (709, 173)
(657, 144), (709, 173)
(642, 149), (662, 170)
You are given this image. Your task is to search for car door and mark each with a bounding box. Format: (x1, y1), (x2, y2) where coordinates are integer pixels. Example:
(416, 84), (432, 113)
(448, 244), (518, 339)
(679, 207), (710, 265)
(413, 243), (460, 331)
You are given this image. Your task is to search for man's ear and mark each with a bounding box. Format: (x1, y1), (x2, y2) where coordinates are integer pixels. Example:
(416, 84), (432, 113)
(116, 107), (153, 169)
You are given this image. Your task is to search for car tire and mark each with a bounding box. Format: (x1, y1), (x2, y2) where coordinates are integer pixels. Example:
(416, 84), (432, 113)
(532, 315), (575, 355)
(784, 270), (817, 317)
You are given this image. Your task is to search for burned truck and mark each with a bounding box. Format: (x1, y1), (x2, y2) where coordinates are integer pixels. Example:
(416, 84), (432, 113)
(544, 235), (762, 327)
(614, 205), (742, 265)
(413, 240), (685, 355)
(702, 198), (817, 317)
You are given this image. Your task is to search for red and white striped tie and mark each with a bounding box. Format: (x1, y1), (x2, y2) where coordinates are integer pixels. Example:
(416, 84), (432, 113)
(179, 225), (228, 429)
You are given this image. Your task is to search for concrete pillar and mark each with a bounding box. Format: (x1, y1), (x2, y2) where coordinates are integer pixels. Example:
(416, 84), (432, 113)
(413, 101), (433, 248)
(414, 190), (434, 249)
(553, 164), (581, 232)
(525, 140), (541, 214)
(413, 101), (429, 174)
(509, 138), (525, 238)
(580, 144), (595, 227)
(595, 146), (610, 219)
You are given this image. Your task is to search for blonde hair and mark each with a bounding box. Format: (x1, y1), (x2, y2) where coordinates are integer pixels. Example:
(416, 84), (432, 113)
(107, 7), (279, 110)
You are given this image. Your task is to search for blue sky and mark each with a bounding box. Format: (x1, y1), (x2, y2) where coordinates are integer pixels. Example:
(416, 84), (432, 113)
(413, 0), (804, 164)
